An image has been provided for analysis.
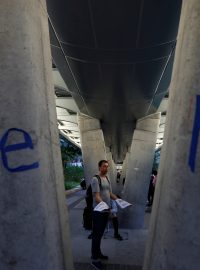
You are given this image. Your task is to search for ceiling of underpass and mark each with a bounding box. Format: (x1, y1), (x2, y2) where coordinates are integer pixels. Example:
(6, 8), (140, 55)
(47, 0), (182, 162)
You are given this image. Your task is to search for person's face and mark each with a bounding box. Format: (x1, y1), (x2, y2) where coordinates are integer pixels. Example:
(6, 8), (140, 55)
(99, 162), (109, 175)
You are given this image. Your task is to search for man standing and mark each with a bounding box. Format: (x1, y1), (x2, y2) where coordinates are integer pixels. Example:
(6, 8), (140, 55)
(91, 160), (118, 270)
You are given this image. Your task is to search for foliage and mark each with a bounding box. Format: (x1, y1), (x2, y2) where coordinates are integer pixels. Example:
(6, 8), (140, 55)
(63, 165), (84, 183)
(153, 149), (161, 170)
(59, 135), (84, 190)
(64, 181), (80, 190)
(59, 134), (82, 167)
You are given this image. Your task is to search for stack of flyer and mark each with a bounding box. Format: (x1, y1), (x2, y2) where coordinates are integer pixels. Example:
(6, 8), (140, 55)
(115, 199), (132, 209)
(94, 199), (132, 212)
(94, 201), (109, 212)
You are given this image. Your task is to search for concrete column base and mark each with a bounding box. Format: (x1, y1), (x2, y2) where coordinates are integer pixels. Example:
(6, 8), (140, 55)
(121, 113), (160, 229)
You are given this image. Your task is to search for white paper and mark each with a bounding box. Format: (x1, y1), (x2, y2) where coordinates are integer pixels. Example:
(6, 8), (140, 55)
(94, 201), (109, 212)
(115, 199), (132, 209)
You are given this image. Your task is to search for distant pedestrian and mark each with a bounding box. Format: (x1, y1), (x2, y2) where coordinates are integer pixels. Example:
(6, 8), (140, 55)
(116, 171), (121, 183)
(122, 177), (126, 186)
(88, 199), (123, 241)
(110, 199), (123, 240)
(80, 178), (86, 190)
(146, 170), (157, 206)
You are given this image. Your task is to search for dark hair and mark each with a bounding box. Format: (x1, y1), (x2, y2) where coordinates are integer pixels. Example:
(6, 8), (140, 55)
(152, 170), (158, 176)
(98, 160), (108, 168)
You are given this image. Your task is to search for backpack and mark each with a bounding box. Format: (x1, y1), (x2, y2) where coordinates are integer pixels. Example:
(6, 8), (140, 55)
(83, 206), (93, 230)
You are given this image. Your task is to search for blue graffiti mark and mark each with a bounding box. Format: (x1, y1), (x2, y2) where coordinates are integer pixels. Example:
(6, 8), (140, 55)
(0, 128), (39, 172)
(188, 95), (200, 172)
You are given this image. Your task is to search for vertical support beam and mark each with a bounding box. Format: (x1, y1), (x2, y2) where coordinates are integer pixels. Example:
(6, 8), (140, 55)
(143, 1), (200, 269)
(106, 148), (117, 193)
(78, 114), (106, 185)
(0, 1), (74, 270)
(111, 159), (117, 193)
(121, 151), (130, 189)
(122, 113), (160, 229)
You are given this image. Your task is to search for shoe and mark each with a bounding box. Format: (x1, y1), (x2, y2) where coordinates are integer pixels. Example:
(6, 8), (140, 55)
(114, 234), (123, 240)
(98, 253), (108, 260)
(88, 233), (93, 239)
(146, 202), (152, 207)
(91, 260), (102, 270)
(145, 207), (152, 213)
(91, 254), (108, 260)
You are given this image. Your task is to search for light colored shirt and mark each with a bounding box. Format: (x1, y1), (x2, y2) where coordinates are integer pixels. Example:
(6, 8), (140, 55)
(91, 176), (112, 208)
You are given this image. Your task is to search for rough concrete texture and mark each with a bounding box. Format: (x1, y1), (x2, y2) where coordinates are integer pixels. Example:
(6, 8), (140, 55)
(78, 114), (101, 132)
(143, 1), (200, 269)
(122, 113), (160, 229)
(78, 115), (107, 184)
(0, 1), (73, 270)
(106, 150), (118, 193)
(136, 115), (160, 132)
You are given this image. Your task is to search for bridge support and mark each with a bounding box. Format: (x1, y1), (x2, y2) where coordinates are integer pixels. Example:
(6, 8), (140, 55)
(0, 1), (73, 270)
(78, 114), (106, 185)
(122, 113), (160, 229)
(143, 1), (200, 269)
(106, 149), (117, 193)
(121, 151), (130, 189)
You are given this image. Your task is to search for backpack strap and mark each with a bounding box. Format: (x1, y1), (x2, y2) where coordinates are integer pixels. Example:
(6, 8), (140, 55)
(105, 176), (110, 184)
(94, 175), (102, 188)
(94, 175), (110, 188)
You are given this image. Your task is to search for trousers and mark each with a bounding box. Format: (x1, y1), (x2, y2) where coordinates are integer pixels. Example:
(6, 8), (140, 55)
(91, 211), (109, 260)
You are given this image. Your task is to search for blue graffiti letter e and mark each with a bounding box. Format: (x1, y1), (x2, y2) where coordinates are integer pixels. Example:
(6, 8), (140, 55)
(0, 128), (39, 172)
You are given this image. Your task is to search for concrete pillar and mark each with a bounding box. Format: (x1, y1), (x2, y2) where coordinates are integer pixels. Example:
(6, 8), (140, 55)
(0, 1), (74, 270)
(106, 149), (117, 193)
(112, 159), (117, 182)
(122, 113), (160, 229)
(121, 152), (130, 187)
(111, 159), (117, 193)
(120, 152), (130, 197)
(78, 114), (106, 185)
(143, 1), (200, 269)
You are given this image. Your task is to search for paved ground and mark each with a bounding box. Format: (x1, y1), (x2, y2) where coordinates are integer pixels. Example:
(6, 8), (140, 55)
(74, 262), (142, 270)
(66, 189), (150, 270)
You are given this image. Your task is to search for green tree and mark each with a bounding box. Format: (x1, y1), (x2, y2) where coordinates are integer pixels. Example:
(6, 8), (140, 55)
(59, 135), (84, 190)
(60, 135), (81, 167)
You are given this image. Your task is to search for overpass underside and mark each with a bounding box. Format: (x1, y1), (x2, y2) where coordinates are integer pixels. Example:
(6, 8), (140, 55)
(47, 0), (182, 162)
